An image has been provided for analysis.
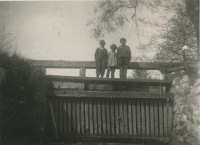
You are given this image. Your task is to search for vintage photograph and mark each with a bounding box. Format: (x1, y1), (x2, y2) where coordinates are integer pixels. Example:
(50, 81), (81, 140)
(0, 0), (199, 145)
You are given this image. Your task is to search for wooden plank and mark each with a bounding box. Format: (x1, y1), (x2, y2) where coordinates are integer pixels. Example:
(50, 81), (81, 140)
(110, 99), (115, 135)
(123, 100), (128, 135)
(102, 99), (106, 135)
(59, 98), (63, 136)
(159, 100), (164, 137)
(63, 100), (67, 136)
(154, 100), (159, 137)
(119, 99), (123, 135)
(145, 100), (150, 136)
(47, 76), (172, 88)
(127, 101), (132, 135)
(89, 99), (93, 135)
(141, 100), (145, 136)
(55, 98), (59, 133)
(150, 100), (154, 137)
(49, 91), (173, 99)
(163, 99), (168, 137)
(93, 101), (98, 135)
(114, 99), (119, 135)
(132, 100), (137, 136)
(168, 100), (173, 136)
(85, 99), (89, 134)
(137, 100), (141, 136)
(80, 100), (85, 134)
(49, 100), (59, 139)
(106, 100), (111, 135)
(76, 99), (81, 134)
(30, 60), (199, 70)
(67, 99), (72, 134)
(72, 100), (76, 134)
(97, 99), (102, 135)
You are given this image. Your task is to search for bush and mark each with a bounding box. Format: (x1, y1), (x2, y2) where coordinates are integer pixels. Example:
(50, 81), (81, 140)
(0, 53), (51, 144)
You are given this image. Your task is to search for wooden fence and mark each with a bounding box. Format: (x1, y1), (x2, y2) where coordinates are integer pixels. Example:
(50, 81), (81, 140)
(48, 91), (173, 143)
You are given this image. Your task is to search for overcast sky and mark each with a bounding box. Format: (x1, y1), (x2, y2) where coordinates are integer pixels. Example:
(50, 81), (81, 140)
(0, 1), (167, 77)
(0, 1), (150, 61)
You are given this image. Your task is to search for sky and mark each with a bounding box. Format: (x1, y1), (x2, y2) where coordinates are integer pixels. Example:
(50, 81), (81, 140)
(0, 1), (167, 77)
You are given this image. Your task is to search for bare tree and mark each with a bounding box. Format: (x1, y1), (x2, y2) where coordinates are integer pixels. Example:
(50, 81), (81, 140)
(0, 24), (17, 55)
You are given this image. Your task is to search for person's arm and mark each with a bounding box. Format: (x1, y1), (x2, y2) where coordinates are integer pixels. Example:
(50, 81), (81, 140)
(94, 48), (98, 61)
(128, 46), (132, 61)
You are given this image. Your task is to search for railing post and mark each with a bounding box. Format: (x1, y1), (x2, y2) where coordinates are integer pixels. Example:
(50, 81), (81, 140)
(37, 67), (46, 75)
(161, 72), (166, 93)
(79, 67), (86, 91)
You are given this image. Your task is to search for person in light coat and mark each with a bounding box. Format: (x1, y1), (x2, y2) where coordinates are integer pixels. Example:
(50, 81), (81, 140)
(106, 44), (117, 78)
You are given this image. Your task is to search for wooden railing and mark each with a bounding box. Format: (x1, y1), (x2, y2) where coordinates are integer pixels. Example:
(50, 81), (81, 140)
(28, 60), (198, 143)
(30, 60), (199, 75)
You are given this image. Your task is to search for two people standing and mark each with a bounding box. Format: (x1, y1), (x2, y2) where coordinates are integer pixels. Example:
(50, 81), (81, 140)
(94, 38), (132, 79)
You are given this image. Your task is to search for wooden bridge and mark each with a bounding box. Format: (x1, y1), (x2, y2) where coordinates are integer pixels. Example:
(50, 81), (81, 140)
(30, 60), (198, 144)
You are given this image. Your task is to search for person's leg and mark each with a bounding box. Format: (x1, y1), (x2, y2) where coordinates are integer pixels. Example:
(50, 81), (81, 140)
(101, 60), (106, 78)
(118, 58), (124, 78)
(123, 58), (130, 78)
(96, 60), (101, 77)
(123, 66), (127, 78)
(106, 67), (111, 78)
(111, 67), (115, 78)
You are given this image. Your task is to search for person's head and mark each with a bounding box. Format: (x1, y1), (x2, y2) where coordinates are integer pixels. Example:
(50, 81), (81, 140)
(99, 40), (106, 47)
(110, 44), (117, 52)
(120, 38), (126, 45)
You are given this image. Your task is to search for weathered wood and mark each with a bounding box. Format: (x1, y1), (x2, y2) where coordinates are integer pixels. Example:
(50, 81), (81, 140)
(85, 99), (89, 134)
(154, 101), (159, 137)
(150, 100), (154, 136)
(59, 98), (63, 136)
(49, 94), (173, 142)
(167, 100), (173, 136)
(127, 101), (132, 135)
(63, 100), (67, 135)
(159, 100), (164, 137)
(47, 75), (172, 87)
(76, 100), (81, 134)
(106, 100), (111, 135)
(141, 101), (145, 136)
(49, 100), (59, 139)
(81, 101), (85, 134)
(67, 100), (72, 134)
(102, 99), (106, 135)
(29, 60), (199, 71)
(114, 100), (119, 135)
(132, 100), (137, 136)
(93, 101), (97, 135)
(89, 99), (93, 135)
(145, 100), (150, 136)
(97, 100), (102, 135)
(48, 91), (173, 99)
(137, 100), (141, 135)
(79, 67), (86, 91)
(110, 99), (115, 135)
(163, 100), (168, 137)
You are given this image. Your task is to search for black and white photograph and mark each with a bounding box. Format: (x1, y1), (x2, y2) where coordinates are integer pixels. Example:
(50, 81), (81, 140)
(0, 0), (199, 145)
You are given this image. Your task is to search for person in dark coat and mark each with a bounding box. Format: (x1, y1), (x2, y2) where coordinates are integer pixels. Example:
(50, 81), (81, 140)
(94, 40), (108, 78)
(117, 38), (132, 78)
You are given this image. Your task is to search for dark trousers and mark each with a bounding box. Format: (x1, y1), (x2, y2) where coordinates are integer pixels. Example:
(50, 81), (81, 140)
(106, 66), (115, 78)
(118, 57), (130, 78)
(96, 60), (106, 77)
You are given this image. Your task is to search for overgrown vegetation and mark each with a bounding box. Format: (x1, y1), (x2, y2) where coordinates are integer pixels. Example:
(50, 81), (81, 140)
(0, 28), (52, 144)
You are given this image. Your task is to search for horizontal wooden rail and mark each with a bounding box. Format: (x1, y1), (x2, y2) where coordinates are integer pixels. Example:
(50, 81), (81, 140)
(48, 91), (173, 99)
(29, 60), (199, 72)
(47, 75), (172, 86)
